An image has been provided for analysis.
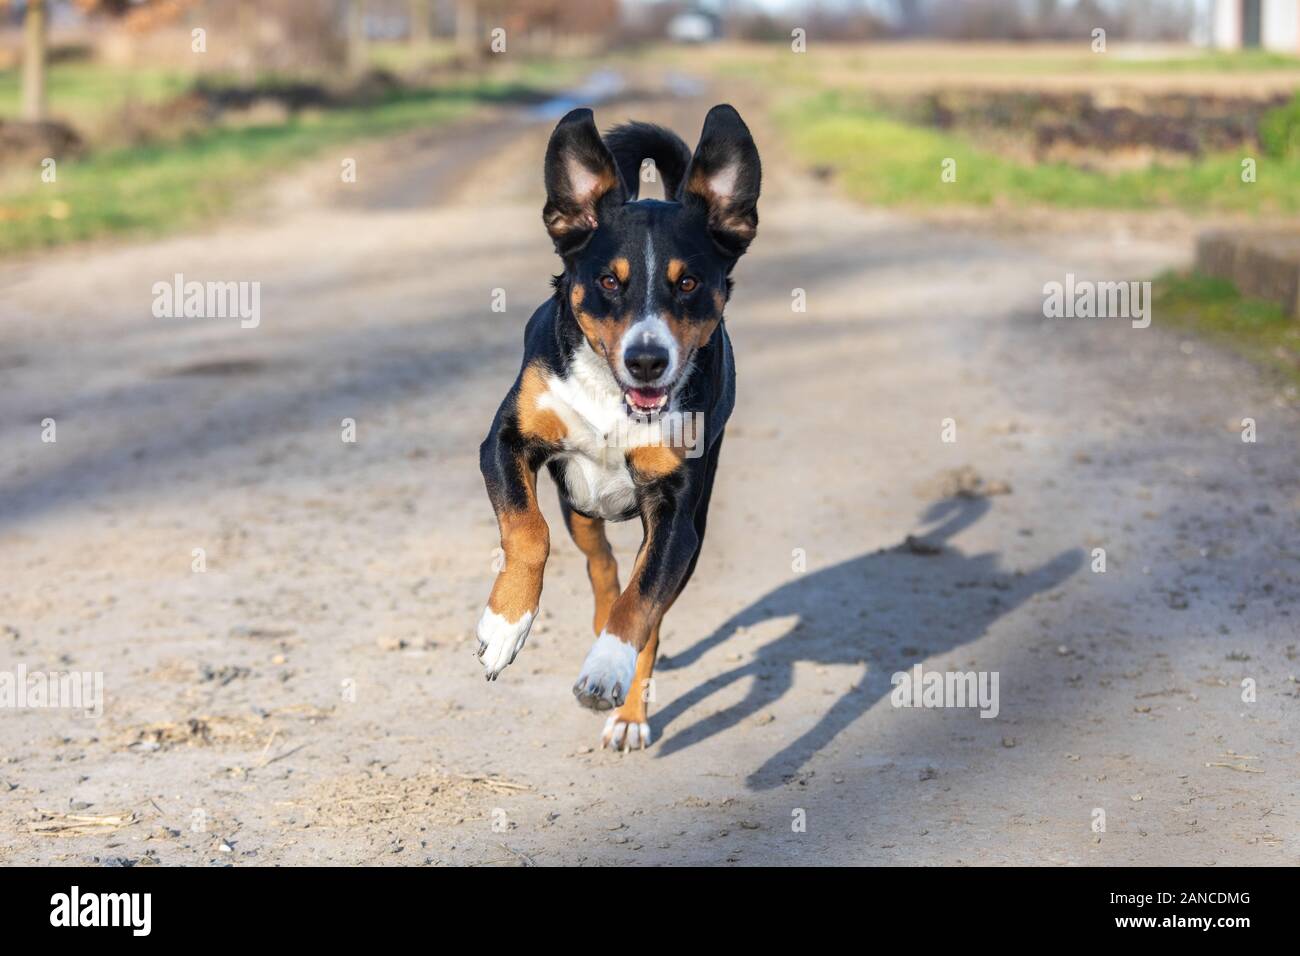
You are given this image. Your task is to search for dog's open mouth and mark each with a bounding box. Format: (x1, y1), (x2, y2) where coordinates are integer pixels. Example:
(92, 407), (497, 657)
(623, 386), (669, 415)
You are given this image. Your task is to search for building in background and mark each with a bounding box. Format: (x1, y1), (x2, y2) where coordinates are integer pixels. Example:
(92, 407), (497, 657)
(666, 6), (722, 43)
(1212, 0), (1300, 49)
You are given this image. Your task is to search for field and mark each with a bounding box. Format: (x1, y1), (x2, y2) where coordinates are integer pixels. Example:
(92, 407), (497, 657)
(664, 42), (1300, 214)
(0, 54), (584, 255)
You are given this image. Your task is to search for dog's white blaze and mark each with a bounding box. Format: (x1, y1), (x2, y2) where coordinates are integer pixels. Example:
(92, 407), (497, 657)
(643, 237), (656, 318)
(611, 239), (677, 389)
(618, 314), (678, 388)
(539, 342), (673, 520)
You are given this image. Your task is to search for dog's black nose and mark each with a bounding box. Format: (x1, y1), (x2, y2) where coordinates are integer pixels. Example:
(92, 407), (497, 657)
(624, 344), (669, 383)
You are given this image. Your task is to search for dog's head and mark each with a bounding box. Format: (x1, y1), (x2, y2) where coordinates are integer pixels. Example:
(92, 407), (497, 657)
(543, 105), (760, 415)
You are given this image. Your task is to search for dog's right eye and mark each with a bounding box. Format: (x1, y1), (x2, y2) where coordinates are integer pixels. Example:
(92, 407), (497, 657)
(598, 275), (619, 292)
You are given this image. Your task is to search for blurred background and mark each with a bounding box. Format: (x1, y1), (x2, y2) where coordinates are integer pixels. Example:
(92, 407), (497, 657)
(2, 0), (1300, 347)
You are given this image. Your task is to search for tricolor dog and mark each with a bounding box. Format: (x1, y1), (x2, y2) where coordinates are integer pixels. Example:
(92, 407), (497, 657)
(475, 105), (761, 750)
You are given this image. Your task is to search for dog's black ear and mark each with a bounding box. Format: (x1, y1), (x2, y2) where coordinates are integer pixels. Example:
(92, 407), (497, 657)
(682, 104), (761, 259)
(543, 108), (625, 254)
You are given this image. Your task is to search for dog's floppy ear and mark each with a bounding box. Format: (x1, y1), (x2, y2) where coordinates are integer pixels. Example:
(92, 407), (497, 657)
(682, 104), (761, 259)
(543, 108), (625, 254)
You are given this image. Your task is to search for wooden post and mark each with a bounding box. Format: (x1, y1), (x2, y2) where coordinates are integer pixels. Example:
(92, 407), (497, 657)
(410, 0), (432, 49)
(455, 0), (478, 58)
(347, 0), (368, 76)
(22, 0), (49, 122)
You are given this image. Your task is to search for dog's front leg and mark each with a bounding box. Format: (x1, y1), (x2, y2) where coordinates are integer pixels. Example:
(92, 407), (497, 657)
(476, 430), (550, 680)
(573, 476), (698, 731)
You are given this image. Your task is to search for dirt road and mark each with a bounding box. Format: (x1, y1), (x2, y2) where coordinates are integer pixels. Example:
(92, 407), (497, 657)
(1, 76), (1297, 866)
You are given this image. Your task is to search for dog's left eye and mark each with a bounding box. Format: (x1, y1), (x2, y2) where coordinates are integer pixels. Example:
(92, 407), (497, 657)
(598, 275), (619, 292)
(678, 276), (698, 294)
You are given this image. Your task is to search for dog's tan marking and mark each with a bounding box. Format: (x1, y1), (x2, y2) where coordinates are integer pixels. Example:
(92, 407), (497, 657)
(487, 467), (550, 622)
(666, 258), (687, 284)
(628, 445), (685, 479)
(604, 551), (656, 649)
(687, 169), (757, 245)
(570, 285), (606, 354)
(611, 258), (631, 283)
(545, 166), (619, 238)
(516, 362), (567, 445)
(660, 308), (722, 362)
(571, 297), (634, 364)
(608, 620), (659, 734)
(566, 510), (621, 634)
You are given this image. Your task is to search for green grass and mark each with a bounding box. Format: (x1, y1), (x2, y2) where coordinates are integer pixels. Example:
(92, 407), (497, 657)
(0, 62), (194, 129)
(1260, 90), (1300, 157)
(1154, 272), (1300, 383)
(775, 90), (1300, 213)
(0, 71), (572, 256)
(1092, 49), (1300, 73)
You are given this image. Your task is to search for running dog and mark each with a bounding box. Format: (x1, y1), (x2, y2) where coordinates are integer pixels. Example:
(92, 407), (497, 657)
(475, 104), (760, 750)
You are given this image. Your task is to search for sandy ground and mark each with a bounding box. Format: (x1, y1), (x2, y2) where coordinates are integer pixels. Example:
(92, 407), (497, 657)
(1, 75), (1298, 866)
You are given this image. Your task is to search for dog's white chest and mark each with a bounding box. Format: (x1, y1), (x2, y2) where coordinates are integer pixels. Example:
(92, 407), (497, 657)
(556, 448), (637, 520)
(538, 349), (664, 521)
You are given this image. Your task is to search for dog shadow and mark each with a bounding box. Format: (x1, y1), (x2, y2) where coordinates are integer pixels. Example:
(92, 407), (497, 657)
(654, 496), (1082, 789)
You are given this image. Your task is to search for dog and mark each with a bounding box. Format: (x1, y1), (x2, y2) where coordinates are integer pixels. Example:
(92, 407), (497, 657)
(475, 104), (760, 751)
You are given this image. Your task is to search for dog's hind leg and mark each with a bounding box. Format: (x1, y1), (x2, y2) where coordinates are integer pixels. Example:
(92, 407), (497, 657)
(559, 497), (621, 635)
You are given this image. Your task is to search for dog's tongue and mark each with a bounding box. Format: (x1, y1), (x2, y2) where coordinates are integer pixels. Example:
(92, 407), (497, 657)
(627, 387), (664, 409)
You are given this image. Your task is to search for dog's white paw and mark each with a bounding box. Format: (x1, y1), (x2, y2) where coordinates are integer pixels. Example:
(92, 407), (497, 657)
(476, 607), (534, 680)
(602, 713), (652, 751)
(572, 631), (637, 711)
